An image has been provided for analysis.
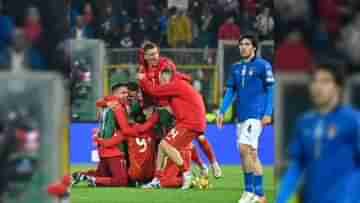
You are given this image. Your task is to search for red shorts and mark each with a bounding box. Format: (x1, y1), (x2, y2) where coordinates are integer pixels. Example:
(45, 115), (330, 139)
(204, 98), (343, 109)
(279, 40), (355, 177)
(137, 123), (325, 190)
(160, 148), (192, 188)
(128, 158), (155, 182)
(164, 127), (200, 150)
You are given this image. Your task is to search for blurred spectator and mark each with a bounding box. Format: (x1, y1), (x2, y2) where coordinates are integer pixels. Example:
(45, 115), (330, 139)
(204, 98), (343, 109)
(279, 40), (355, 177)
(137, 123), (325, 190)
(69, 15), (94, 39)
(133, 18), (148, 47)
(317, 0), (344, 39)
(118, 9), (130, 27)
(311, 20), (331, 54)
(23, 6), (42, 44)
(218, 15), (241, 40)
(0, 4), (14, 50)
(98, 3), (118, 45)
(241, 0), (257, 16)
(107, 24), (123, 48)
(167, 8), (192, 48)
(274, 31), (313, 72)
(0, 27), (45, 71)
(239, 10), (256, 34)
(119, 23), (135, 48)
(158, 7), (168, 46)
(137, 0), (153, 18)
(340, 13), (360, 65)
(198, 8), (219, 48)
(254, 7), (274, 40)
(224, 0), (240, 15)
(82, 2), (94, 26)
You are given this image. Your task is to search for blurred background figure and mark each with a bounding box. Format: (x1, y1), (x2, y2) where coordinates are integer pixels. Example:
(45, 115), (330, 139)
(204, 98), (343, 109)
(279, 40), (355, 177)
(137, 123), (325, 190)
(70, 15), (94, 39)
(0, 27), (45, 71)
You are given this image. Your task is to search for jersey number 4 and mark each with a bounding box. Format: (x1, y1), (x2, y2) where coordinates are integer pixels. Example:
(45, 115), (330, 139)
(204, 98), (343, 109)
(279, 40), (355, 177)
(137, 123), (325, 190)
(166, 128), (179, 141)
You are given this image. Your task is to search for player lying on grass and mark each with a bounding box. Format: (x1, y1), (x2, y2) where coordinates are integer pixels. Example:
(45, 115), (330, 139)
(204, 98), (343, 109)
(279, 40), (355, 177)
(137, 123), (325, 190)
(139, 41), (222, 178)
(72, 75), (158, 187)
(139, 67), (207, 189)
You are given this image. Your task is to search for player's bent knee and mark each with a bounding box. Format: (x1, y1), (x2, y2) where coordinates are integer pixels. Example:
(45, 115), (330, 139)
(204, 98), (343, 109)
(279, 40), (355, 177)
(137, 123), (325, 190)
(250, 148), (258, 161)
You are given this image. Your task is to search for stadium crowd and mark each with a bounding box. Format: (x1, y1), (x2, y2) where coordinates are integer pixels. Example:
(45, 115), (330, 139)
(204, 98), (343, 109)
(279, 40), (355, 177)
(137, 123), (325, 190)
(275, 0), (360, 74)
(68, 0), (274, 48)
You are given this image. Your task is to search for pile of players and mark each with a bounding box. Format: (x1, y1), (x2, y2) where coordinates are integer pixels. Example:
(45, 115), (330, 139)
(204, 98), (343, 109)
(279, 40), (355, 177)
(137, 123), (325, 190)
(71, 42), (222, 189)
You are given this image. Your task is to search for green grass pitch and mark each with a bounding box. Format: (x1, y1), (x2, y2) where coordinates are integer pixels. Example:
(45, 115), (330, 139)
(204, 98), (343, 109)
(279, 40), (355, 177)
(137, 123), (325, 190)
(71, 165), (274, 203)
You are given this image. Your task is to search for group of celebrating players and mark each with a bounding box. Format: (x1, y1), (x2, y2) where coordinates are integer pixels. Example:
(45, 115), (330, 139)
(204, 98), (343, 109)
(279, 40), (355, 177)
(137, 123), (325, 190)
(71, 41), (222, 189)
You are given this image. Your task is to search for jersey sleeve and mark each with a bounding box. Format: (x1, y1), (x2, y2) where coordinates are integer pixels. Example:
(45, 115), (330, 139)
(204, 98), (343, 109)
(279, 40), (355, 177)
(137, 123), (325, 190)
(288, 118), (305, 165)
(262, 60), (275, 116)
(262, 60), (275, 86)
(219, 65), (237, 114)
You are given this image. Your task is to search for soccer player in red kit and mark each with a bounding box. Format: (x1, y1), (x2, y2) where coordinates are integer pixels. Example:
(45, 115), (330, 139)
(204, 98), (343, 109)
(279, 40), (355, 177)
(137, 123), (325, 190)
(159, 144), (193, 188)
(72, 79), (158, 187)
(139, 42), (222, 178)
(71, 84), (130, 187)
(139, 67), (207, 189)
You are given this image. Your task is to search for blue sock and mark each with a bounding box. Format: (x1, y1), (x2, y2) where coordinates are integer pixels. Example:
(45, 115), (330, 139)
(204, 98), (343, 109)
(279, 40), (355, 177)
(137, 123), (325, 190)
(254, 175), (264, 196)
(244, 172), (254, 192)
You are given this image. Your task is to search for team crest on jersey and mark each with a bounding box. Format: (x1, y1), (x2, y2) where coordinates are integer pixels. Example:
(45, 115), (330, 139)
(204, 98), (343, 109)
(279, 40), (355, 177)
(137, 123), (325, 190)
(248, 67), (256, 76)
(327, 125), (337, 139)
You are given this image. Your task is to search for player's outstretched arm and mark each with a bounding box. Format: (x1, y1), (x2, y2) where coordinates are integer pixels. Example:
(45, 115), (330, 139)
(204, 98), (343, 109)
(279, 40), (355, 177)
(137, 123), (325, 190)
(139, 78), (180, 97)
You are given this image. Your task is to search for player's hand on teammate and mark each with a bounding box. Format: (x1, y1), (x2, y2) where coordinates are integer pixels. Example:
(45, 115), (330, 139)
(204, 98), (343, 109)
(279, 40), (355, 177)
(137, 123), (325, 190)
(261, 116), (272, 127)
(216, 113), (224, 129)
(107, 100), (119, 109)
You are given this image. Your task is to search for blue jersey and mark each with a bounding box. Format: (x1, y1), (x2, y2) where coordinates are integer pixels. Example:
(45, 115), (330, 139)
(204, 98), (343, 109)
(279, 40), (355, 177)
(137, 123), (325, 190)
(219, 57), (275, 122)
(276, 106), (360, 203)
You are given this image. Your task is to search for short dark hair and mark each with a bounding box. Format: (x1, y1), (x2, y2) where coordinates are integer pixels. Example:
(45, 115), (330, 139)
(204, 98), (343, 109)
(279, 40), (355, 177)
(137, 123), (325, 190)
(311, 62), (346, 87)
(111, 83), (128, 92)
(143, 41), (158, 53)
(239, 34), (258, 49)
(128, 81), (139, 91)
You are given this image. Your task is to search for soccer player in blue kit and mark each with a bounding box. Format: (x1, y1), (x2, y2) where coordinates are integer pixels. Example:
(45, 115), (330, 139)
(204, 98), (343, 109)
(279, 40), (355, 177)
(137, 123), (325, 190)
(275, 63), (360, 203)
(217, 34), (275, 203)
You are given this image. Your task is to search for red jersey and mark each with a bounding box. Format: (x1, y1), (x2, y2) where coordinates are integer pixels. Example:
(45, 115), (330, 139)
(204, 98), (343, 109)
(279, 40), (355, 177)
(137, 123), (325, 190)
(127, 130), (156, 166)
(140, 77), (206, 133)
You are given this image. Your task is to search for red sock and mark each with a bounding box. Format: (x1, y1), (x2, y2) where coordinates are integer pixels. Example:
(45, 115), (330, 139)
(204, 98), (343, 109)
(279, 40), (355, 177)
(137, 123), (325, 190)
(191, 146), (204, 167)
(47, 182), (67, 197)
(198, 138), (216, 163)
(154, 170), (163, 179)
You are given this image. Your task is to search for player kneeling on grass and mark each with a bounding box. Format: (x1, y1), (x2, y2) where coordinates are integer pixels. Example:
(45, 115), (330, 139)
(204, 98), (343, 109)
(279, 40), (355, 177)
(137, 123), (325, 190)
(139, 67), (207, 189)
(72, 77), (159, 187)
(71, 87), (129, 187)
(125, 83), (159, 185)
